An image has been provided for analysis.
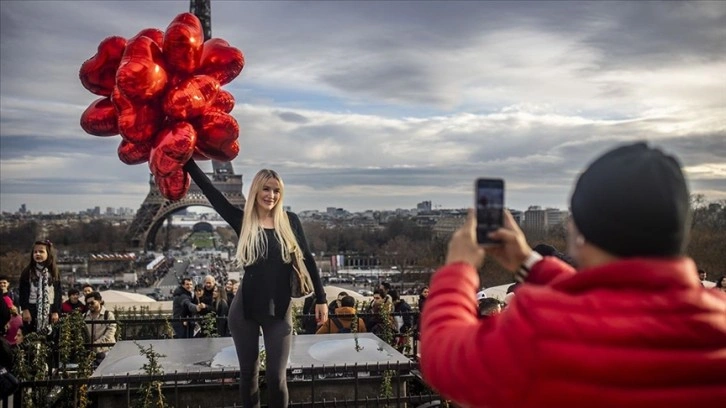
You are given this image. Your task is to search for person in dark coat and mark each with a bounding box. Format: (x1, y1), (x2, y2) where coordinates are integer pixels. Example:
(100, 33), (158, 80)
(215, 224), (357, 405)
(212, 284), (230, 336)
(172, 278), (206, 338)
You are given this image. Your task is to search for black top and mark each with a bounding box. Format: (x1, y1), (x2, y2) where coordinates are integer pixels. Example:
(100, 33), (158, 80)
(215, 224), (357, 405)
(18, 268), (62, 314)
(184, 159), (326, 319)
(172, 285), (198, 319)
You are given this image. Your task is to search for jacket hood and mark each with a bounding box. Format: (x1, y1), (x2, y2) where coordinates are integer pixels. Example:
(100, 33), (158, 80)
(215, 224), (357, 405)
(333, 306), (358, 320)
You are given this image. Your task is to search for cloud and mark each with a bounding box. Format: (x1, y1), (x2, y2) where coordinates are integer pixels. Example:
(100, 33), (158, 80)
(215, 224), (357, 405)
(1, 1), (724, 214)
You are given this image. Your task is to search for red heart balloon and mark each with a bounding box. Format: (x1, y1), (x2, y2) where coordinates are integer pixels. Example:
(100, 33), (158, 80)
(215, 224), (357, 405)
(132, 28), (164, 48)
(116, 36), (168, 101)
(80, 13), (244, 184)
(163, 75), (220, 120)
(149, 121), (197, 176)
(157, 168), (190, 201)
(150, 149), (180, 177)
(198, 38), (245, 86)
(112, 87), (163, 145)
(209, 89), (235, 113)
(118, 140), (151, 165)
(198, 139), (239, 162)
(79, 36), (127, 96)
(163, 13), (203, 74)
(80, 97), (119, 136)
(194, 111), (239, 151)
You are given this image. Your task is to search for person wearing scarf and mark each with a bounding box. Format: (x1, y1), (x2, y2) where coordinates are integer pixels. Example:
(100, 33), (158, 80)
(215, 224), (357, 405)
(18, 240), (62, 335)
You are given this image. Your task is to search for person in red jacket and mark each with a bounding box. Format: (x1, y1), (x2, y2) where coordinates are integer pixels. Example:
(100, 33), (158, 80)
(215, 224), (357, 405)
(420, 142), (726, 408)
(60, 288), (87, 316)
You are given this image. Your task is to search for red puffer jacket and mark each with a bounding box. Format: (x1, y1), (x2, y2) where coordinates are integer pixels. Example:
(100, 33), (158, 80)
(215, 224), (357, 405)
(420, 257), (726, 408)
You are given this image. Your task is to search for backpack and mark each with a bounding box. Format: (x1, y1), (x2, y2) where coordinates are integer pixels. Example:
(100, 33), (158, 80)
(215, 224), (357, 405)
(330, 316), (351, 333)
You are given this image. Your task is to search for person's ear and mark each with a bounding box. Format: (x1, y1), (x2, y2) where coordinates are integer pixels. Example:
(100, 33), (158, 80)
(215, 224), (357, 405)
(575, 235), (585, 247)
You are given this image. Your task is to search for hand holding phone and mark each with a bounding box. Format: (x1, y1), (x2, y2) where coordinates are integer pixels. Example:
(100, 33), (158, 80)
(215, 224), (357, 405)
(475, 178), (504, 245)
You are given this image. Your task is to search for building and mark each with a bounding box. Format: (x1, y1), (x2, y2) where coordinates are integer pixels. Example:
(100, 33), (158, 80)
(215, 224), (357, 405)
(545, 208), (568, 229)
(510, 209), (524, 226)
(417, 201), (432, 212)
(87, 253), (137, 277)
(432, 211), (467, 237)
(523, 206), (546, 232)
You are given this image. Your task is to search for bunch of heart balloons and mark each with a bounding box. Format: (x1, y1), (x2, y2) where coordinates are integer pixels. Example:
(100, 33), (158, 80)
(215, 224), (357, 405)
(79, 13), (244, 200)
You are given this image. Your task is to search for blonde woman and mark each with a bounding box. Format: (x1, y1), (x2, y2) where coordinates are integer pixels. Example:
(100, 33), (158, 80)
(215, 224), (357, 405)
(184, 159), (328, 408)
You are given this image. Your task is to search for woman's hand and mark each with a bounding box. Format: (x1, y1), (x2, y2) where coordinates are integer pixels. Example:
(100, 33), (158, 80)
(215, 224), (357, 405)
(315, 303), (328, 325)
(22, 309), (32, 323)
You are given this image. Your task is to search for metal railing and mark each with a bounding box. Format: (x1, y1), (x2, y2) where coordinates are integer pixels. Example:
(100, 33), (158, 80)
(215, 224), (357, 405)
(6, 361), (443, 408)
(6, 311), (437, 407)
(84, 310), (422, 358)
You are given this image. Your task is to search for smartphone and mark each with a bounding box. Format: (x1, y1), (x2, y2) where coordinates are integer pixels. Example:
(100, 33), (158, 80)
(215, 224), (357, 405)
(475, 178), (505, 245)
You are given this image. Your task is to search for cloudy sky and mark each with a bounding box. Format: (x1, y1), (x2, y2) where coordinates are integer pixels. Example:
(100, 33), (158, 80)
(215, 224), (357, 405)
(1, 1), (724, 214)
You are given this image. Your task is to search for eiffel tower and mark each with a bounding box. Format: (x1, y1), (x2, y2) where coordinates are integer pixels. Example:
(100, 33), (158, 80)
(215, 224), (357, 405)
(126, 161), (245, 250)
(126, 0), (244, 250)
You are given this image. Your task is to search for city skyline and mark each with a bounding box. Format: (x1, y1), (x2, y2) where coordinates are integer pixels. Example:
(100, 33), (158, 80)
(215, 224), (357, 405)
(4, 201), (567, 217)
(1, 1), (724, 214)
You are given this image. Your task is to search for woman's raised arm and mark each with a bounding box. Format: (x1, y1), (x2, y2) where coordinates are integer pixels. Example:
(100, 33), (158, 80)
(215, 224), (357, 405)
(183, 159), (243, 235)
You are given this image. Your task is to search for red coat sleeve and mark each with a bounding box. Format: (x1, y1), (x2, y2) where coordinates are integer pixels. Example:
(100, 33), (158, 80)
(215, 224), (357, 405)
(420, 259), (571, 407)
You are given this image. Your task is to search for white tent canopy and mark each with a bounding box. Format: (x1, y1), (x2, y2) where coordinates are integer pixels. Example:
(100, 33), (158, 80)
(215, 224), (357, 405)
(481, 284), (514, 302)
(98, 290), (157, 305)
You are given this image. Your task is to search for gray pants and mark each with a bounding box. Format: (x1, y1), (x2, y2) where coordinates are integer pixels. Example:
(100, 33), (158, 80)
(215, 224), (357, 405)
(228, 290), (292, 408)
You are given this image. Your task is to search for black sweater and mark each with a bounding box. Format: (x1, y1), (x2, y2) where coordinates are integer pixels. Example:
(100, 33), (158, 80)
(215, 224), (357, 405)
(184, 159), (326, 319)
(19, 268), (62, 314)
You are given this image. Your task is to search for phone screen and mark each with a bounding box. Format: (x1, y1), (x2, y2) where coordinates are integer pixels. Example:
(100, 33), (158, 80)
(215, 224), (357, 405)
(476, 178), (504, 245)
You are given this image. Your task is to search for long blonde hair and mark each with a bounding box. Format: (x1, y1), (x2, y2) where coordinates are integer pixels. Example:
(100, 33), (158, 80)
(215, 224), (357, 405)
(235, 169), (301, 266)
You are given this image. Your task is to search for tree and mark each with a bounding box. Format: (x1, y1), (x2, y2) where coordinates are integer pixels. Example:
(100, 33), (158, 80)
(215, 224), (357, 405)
(0, 251), (27, 284)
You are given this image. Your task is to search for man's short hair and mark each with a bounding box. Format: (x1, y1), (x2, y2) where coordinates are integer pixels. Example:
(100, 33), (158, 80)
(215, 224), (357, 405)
(68, 288), (80, 296)
(341, 295), (356, 308)
(478, 298), (502, 316)
(389, 289), (401, 301)
(338, 291), (348, 298)
(85, 291), (103, 303)
(380, 282), (391, 291)
(0, 275), (9, 282)
(82, 284), (94, 290)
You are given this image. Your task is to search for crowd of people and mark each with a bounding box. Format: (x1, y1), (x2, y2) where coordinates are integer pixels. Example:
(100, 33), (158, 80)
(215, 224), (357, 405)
(0, 240), (124, 394)
(171, 274), (238, 338)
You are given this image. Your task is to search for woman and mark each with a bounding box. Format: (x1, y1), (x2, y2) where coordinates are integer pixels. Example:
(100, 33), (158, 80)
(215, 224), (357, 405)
(212, 284), (230, 336)
(184, 159), (327, 408)
(417, 286), (429, 313)
(716, 275), (726, 293)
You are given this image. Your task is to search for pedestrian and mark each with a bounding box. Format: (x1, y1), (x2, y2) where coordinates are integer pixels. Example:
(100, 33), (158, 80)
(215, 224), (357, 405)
(18, 240), (62, 335)
(184, 159), (328, 408)
(420, 142), (726, 408)
(212, 284), (230, 336)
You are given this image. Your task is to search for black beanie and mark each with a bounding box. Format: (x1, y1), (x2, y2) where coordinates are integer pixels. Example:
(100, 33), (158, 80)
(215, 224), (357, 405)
(570, 142), (691, 257)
